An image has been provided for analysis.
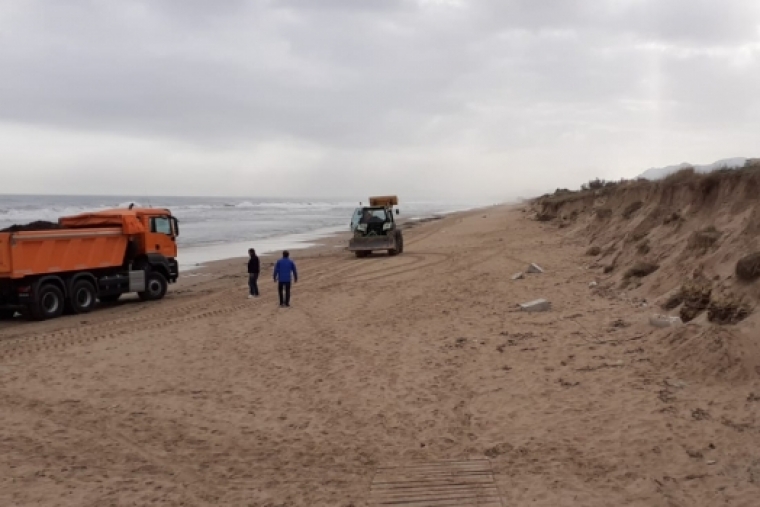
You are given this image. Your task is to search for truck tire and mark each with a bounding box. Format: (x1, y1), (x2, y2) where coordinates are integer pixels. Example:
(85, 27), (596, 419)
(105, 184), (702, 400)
(30, 284), (65, 321)
(99, 294), (121, 304)
(69, 279), (97, 314)
(355, 251), (369, 258)
(138, 272), (168, 301)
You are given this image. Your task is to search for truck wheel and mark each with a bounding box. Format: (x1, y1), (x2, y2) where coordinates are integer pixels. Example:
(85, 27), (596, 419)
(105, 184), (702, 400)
(69, 280), (97, 314)
(355, 251), (369, 258)
(138, 272), (167, 301)
(99, 294), (121, 304)
(30, 284), (65, 321)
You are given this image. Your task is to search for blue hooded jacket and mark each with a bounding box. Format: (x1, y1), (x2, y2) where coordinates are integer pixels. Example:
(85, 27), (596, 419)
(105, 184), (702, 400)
(273, 257), (298, 283)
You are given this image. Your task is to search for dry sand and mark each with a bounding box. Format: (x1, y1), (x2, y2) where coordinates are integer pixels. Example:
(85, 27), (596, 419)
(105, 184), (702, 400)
(1, 204), (759, 506)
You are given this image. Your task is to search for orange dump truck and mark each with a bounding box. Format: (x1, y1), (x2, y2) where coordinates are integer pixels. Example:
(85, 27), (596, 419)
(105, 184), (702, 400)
(0, 207), (179, 321)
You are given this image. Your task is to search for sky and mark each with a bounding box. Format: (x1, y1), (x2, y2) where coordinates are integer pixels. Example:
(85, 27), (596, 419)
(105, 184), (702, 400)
(1, 0), (759, 201)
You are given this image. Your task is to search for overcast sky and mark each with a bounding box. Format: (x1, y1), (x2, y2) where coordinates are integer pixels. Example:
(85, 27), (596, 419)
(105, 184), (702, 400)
(1, 0), (759, 201)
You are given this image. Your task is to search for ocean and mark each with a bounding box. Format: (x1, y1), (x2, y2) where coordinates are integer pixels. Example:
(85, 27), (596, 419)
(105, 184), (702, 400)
(0, 195), (483, 267)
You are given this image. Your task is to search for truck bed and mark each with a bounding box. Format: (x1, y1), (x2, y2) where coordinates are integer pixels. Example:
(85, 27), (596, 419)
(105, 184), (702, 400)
(0, 228), (128, 279)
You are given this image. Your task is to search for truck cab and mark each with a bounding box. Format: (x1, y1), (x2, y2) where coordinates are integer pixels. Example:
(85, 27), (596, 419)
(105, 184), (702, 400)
(135, 210), (180, 282)
(144, 212), (179, 258)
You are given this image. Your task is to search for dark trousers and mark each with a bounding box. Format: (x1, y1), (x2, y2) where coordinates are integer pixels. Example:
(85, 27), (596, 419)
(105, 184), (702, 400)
(248, 273), (259, 296)
(278, 282), (291, 306)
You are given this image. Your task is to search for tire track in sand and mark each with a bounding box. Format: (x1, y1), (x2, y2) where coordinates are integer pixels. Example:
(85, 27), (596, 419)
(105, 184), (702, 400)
(0, 286), (244, 342)
(0, 297), (251, 360)
(312, 252), (435, 285)
(0, 253), (349, 359)
(343, 252), (453, 284)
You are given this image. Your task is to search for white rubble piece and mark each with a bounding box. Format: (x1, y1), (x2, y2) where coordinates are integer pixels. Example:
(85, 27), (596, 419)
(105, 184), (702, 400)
(527, 263), (545, 274)
(511, 272), (524, 280)
(589, 281), (598, 288)
(520, 299), (551, 312)
(649, 315), (683, 328)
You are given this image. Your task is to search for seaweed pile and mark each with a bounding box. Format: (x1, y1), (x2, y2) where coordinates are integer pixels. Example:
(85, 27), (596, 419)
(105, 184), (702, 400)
(1, 221), (62, 233)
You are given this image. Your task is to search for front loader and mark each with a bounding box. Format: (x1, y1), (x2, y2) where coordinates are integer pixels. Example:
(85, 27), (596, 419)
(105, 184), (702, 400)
(348, 196), (404, 257)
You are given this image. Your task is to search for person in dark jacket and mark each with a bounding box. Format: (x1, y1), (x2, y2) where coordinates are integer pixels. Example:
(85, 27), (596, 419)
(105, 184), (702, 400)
(273, 250), (298, 307)
(247, 248), (260, 298)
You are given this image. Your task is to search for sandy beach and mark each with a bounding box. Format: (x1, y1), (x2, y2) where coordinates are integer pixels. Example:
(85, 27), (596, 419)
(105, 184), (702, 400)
(1, 201), (759, 506)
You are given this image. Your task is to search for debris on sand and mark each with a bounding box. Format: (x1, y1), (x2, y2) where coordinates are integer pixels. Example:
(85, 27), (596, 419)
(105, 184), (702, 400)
(665, 379), (687, 389)
(511, 272), (524, 280)
(586, 246), (601, 256)
(649, 315), (683, 328)
(679, 278), (712, 322)
(519, 299), (551, 312)
(707, 292), (751, 325)
(661, 279), (752, 324)
(527, 263), (545, 274)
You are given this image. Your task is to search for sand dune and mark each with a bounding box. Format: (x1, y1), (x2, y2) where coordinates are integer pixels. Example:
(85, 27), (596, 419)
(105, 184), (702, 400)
(1, 192), (759, 505)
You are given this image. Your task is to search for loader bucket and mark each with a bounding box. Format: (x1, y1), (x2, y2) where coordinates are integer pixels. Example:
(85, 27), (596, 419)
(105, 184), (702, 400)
(349, 236), (395, 251)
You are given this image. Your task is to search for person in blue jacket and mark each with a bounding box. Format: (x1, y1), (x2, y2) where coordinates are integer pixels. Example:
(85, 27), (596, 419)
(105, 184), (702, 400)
(273, 250), (298, 307)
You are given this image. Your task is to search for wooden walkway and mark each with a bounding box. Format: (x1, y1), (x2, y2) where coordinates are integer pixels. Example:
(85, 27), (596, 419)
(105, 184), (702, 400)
(369, 459), (504, 506)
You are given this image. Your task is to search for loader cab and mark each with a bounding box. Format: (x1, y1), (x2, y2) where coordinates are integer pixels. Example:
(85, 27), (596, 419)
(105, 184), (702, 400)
(352, 206), (395, 236)
(350, 208), (362, 231)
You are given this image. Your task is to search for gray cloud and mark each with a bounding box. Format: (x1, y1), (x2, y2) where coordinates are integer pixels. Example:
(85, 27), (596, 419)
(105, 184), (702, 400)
(1, 0), (758, 200)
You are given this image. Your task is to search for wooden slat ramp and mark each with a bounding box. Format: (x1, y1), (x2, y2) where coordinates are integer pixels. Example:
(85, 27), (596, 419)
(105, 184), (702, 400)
(370, 459), (504, 507)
